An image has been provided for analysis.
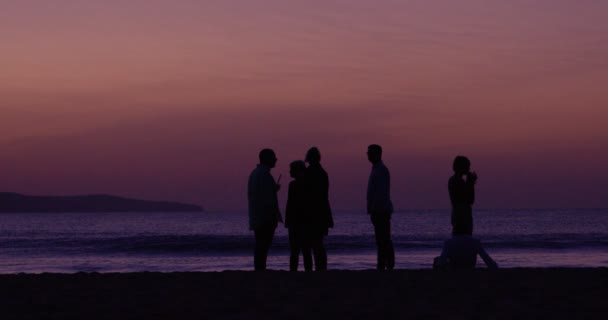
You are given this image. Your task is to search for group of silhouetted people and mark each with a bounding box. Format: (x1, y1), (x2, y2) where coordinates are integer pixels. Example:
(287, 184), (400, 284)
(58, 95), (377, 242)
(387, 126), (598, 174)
(248, 147), (333, 271)
(284, 148), (334, 271)
(248, 145), (497, 271)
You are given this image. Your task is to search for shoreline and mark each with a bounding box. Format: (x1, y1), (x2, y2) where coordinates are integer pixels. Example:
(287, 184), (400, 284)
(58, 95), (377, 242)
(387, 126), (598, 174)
(2, 268), (607, 319)
(2, 247), (606, 273)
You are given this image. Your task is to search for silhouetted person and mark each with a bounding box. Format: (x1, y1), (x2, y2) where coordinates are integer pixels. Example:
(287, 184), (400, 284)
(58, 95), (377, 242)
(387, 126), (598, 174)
(433, 235), (498, 270)
(367, 144), (395, 270)
(304, 147), (334, 270)
(448, 156), (477, 235)
(285, 160), (313, 272)
(248, 149), (283, 271)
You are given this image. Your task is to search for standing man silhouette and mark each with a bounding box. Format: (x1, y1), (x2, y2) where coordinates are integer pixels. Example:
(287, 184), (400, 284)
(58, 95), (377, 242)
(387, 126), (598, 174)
(367, 144), (395, 270)
(248, 148), (283, 271)
(448, 156), (477, 235)
(304, 147), (334, 270)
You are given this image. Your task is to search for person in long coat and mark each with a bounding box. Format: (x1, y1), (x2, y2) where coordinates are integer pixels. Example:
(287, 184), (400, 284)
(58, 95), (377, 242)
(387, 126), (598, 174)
(285, 160), (313, 271)
(304, 147), (334, 270)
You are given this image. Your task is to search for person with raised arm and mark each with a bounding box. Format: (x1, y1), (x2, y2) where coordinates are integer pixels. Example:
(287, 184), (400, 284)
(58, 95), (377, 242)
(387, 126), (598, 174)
(448, 156), (477, 235)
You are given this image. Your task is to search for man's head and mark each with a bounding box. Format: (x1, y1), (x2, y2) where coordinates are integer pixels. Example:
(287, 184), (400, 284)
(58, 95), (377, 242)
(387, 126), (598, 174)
(259, 149), (277, 168)
(452, 155), (471, 175)
(305, 147), (321, 164)
(289, 160), (306, 179)
(367, 144), (382, 164)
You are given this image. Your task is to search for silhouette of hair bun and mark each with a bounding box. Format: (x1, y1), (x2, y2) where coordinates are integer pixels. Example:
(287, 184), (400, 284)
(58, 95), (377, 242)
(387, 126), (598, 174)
(305, 147), (321, 163)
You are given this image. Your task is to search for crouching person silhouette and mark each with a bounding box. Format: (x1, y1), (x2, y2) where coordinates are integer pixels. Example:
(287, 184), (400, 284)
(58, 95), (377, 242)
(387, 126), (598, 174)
(433, 235), (498, 270)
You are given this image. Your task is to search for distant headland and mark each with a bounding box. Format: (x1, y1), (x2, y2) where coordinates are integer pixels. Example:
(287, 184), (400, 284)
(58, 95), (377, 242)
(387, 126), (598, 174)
(0, 192), (204, 213)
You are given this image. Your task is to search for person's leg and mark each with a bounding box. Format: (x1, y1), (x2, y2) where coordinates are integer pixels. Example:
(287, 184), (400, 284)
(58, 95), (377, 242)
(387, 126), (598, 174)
(373, 215), (394, 270)
(317, 236), (327, 270)
(288, 228), (299, 272)
(372, 215), (386, 270)
(301, 230), (313, 271)
(385, 217), (395, 270)
(254, 228), (265, 271)
(311, 233), (327, 271)
(302, 246), (313, 271)
(254, 225), (275, 271)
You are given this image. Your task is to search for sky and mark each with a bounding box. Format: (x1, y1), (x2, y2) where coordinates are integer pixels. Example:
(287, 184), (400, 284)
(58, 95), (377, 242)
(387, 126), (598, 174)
(2, 0), (608, 211)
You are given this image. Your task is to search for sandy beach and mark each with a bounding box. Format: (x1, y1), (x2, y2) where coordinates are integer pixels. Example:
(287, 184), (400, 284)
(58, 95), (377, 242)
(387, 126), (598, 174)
(1, 268), (606, 319)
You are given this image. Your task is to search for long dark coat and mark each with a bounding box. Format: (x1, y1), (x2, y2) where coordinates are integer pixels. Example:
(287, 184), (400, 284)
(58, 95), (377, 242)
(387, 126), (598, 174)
(305, 163), (334, 235)
(285, 179), (313, 230)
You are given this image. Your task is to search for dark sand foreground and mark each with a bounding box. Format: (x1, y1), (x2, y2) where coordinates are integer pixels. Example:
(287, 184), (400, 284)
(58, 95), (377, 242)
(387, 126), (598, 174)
(1, 269), (607, 319)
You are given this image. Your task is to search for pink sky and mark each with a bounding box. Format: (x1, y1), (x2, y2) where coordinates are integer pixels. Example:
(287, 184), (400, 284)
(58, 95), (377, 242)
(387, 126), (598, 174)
(2, 0), (608, 210)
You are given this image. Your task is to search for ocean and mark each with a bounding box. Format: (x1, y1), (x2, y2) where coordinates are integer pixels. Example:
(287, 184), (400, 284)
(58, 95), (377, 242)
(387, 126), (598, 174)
(1, 209), (607, 273)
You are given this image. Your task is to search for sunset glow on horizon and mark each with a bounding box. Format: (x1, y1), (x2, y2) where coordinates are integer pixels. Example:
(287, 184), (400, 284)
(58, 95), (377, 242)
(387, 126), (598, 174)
(2, 0), (608, 210)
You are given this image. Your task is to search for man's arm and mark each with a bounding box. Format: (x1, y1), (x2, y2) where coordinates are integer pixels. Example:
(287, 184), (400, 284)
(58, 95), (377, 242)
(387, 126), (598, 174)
(248, 171), (261, 229)
(367, 170), (376, 214)
(263, 172), (282, 223)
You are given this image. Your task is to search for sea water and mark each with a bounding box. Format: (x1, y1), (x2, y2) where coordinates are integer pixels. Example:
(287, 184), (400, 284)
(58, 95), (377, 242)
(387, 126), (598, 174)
(0, 209), (607, 273)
